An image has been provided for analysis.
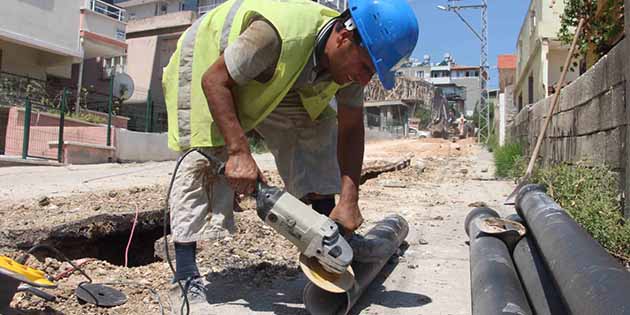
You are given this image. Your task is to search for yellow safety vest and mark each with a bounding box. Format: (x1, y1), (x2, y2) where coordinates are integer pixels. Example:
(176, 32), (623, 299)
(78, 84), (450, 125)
(163, 0), (341, 151)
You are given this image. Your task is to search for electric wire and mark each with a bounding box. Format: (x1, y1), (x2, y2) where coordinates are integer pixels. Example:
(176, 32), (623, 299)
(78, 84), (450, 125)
(18, 244), (167, 314)
(124, 202), (140, 268)
(164, 148), (225, 315)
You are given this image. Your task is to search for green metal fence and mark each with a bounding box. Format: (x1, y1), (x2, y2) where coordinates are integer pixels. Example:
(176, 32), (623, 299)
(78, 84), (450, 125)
(0, 71), (170, 163)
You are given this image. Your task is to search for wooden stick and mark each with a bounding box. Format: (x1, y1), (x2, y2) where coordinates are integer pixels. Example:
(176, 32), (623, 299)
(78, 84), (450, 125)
(524, 18), (585, 176)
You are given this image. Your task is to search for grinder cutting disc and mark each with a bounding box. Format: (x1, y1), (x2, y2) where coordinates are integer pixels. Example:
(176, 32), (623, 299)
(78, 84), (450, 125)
(299, 254), (355, 293)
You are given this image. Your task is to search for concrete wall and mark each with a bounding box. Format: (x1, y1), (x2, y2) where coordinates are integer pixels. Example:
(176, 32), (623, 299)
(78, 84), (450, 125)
(115, 129), (177, 162)
(123, 0), (184, 20)
(81, 9), (127, 42)
(452, 77), (480, 115)
(4, 107), (126, 160)
(623, 0), (630, 219)
(0, 0), (82, 58)
(0, 40), (47, 79)
(126, 10), (196, 34)
(125, 36), (158, 103)
(507, 39), (626, 173)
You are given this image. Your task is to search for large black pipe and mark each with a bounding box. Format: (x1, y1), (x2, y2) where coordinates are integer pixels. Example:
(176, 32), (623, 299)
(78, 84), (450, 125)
(508, 214), (569, 315)
(516, 184), (630, 314)
(465, 208), (532, 315)
(303, 215), (409, 315)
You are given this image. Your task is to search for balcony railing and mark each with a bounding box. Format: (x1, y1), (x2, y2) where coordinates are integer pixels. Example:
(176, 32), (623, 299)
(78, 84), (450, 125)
(198, 0), (227, 15)
(85, 0), (126, 22)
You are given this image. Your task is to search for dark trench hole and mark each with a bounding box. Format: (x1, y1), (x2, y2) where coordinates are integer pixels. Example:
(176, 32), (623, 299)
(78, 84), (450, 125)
(22, 211), (169, 268)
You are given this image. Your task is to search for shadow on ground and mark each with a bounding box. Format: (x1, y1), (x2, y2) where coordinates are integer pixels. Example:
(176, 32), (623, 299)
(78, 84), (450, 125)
(349, 249), (433, 314)
(203, 262), (309, 315)
(200, 246), (432, 315)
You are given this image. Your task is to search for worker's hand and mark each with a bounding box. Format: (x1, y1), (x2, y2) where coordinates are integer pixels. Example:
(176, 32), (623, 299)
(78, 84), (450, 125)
(224, 152), (260, 195)
(329, 200), (364, 234)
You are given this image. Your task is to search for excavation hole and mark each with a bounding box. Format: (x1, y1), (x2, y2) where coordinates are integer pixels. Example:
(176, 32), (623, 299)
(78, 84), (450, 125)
(17, 211), (168, 268)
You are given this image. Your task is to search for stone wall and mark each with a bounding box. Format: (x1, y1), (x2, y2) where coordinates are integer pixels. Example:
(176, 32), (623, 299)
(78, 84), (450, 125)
(507, 38), (626, 172)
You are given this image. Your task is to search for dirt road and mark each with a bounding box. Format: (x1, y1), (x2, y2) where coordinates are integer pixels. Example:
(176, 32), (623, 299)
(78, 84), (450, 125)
(1, 138), (515, 315)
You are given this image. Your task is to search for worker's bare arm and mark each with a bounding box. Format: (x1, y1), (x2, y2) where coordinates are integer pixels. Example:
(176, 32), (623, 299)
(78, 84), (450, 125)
(330, 103), (365, 233)
(201, 55), (258, 194)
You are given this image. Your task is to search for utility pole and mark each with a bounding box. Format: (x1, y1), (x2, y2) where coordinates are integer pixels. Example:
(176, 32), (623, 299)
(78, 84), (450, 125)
(437, 0), (490, 143)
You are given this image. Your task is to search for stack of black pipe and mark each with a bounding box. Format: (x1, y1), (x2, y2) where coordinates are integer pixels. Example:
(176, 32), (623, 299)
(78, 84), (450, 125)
(465, 184), (630, 315)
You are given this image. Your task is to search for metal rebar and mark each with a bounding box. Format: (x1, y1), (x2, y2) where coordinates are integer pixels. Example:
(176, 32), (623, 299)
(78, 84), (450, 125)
(21, 98), (32, 159)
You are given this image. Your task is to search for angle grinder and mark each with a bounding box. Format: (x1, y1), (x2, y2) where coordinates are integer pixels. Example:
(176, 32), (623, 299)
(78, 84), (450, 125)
(254, 180), (355, 292)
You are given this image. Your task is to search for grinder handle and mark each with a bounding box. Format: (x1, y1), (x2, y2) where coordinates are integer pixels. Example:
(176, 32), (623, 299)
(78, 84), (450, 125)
(215, 161), (272, 197)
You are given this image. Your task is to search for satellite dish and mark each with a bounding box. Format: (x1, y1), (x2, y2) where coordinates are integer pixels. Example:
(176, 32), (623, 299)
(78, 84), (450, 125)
(112, 72), (134, 100)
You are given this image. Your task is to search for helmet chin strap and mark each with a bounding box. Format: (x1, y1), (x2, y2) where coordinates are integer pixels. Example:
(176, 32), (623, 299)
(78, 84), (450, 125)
(344, 17), (356, 31)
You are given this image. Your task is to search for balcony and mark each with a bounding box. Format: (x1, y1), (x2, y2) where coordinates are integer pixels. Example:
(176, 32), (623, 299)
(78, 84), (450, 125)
(85, 0), (126, 22)
(126, 11), (196, 35)
(198, 0), (228, 15)
(80, 0), (128, 58)
(428, 77), (452, 85)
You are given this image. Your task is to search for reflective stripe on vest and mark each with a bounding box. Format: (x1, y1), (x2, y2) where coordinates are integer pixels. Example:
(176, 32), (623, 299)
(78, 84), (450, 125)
(176, 0), (245, 149)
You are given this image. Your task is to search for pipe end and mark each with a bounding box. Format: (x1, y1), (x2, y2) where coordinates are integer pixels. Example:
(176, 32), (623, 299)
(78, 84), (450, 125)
(464, 207), (499, 237)
(515, 184), (546, 213)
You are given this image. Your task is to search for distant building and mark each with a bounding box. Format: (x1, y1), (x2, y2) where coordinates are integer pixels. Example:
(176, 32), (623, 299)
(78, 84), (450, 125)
(497, 54), (516, 93)
(514, 0), (580, 111)
(315, 0), (348, 12)
(106, 0), (206, 131)
(398, 54), (479, 116)
(0, 0), (126, 82)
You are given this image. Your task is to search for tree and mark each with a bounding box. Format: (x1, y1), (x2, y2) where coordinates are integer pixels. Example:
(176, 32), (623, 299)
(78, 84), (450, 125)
(558, 0), (624, 69)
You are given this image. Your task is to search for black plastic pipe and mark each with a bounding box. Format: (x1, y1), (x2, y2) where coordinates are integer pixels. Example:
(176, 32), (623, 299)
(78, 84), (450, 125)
(509, 214), (569, 315)
(465, 207), (532, 315)
(303, 215), (409, 315)
(516, 184), (630, 315)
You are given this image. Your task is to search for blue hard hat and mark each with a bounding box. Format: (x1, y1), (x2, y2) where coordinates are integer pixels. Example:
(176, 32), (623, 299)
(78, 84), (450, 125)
(348, 0), (419, 90)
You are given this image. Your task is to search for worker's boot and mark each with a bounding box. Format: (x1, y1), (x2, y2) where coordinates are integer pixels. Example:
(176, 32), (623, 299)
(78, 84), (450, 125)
(169, 276), (209, 314)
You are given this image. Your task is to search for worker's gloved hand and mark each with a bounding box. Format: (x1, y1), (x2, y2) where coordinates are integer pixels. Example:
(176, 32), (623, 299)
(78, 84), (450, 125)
(329, 201), (364, 235)
(224, 152), (262, 195)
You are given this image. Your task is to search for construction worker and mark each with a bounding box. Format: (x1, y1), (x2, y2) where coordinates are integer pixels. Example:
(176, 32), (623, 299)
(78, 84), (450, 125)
(162, 0), (418, 309)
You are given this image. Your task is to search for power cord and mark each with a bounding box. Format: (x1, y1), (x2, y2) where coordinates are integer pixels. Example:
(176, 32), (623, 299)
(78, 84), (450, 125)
(17, 244), (166, 315)
(164, 148), (225, 315)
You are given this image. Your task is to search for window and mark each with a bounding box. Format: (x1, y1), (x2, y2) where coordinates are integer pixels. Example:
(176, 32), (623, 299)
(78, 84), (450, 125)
(518, 93), (523, 112)
(415, 71), (424, 78)
(529, 10), (536, 36)
(160, 4), (168, 15)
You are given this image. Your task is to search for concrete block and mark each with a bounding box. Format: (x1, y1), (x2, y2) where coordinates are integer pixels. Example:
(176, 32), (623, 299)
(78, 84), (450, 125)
(557, 83), (576, 112)
(599, 87), (627, 131)
(48, 141), (115, 165)
(552, 110), (575, 138)
(115, 129), (178, 162)
(606, 40), (626, 86)
(605, 127), (624, 170)
(586, 53), (609, 97)
(575, 98), (601, 136)
(575, 132), (607, 165)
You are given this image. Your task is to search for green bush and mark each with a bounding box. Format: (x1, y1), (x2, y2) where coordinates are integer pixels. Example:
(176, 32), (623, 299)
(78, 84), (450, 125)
(531, 163), (630, 260)
(493, 142), (523, 178)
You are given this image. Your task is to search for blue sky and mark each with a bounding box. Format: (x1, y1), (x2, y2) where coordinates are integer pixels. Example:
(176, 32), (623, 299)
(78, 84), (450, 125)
(409, 0), (531, 89)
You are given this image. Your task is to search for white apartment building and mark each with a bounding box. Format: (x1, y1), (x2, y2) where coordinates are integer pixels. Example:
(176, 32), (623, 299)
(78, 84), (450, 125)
(0, 0), (127, 81)
(514, 0), (580, 110)
(398, 54), (480, 116)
